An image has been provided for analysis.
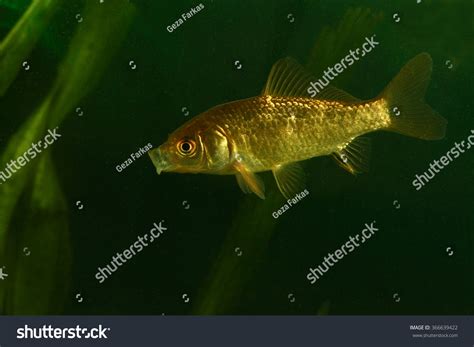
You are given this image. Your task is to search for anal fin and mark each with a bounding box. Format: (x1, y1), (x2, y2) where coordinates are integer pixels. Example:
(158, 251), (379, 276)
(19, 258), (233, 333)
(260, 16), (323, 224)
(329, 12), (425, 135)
(333, 136), (371, 174)
(272, 162), (306, 199)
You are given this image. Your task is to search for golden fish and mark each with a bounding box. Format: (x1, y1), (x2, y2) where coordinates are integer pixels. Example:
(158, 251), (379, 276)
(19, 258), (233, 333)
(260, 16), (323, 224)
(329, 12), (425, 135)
(149, 53), (447, 199)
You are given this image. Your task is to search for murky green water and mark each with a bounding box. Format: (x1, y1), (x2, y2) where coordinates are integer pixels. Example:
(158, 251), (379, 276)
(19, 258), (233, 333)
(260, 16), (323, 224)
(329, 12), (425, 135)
(0, 0), (472, 315)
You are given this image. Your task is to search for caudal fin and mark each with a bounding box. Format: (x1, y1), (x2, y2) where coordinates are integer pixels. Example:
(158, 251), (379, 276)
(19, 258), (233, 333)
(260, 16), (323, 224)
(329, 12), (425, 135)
(381, 53), (447, 140)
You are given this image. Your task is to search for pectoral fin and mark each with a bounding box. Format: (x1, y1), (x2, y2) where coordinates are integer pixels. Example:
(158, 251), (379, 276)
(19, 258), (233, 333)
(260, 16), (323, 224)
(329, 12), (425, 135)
(272, 162), (306, 199)
(234, 163), (265, 199)
(236, 174), (252, 194)
(333, 136), (371, 174)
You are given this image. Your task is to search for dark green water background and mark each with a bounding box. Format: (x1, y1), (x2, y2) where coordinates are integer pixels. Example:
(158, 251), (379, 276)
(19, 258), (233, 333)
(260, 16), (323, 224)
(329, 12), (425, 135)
(0, 0), (472, 314)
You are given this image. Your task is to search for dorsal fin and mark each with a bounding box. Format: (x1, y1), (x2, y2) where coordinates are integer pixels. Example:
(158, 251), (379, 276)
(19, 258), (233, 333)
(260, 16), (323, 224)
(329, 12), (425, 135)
(263, 57), (361, 103)
(263, 58), (314, 97)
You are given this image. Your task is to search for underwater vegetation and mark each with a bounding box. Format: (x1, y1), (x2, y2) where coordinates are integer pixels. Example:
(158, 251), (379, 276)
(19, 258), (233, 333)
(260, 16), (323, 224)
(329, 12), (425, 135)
(0, 0), (471, 316)
(0, 0), (135, 314)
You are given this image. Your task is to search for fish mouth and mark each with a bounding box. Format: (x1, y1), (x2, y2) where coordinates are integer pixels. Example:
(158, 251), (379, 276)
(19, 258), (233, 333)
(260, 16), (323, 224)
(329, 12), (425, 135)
(148, 147), (172, 175)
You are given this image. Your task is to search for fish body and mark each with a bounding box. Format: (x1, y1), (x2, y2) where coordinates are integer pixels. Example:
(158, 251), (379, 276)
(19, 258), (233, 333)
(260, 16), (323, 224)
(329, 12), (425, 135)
(194, 96), (388, 173)
(149, 54), (447, 199)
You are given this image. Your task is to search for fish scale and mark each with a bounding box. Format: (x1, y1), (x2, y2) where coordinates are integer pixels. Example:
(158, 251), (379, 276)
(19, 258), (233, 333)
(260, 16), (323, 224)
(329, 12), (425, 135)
(204, 96), (389, 172)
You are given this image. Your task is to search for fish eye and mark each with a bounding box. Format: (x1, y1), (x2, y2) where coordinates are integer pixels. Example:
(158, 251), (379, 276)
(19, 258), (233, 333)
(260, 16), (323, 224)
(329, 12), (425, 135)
(177, 138), (196, 156)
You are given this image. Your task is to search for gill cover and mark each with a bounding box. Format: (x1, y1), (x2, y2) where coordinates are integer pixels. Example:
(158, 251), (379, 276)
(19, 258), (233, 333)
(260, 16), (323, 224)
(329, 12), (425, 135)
(199, 126), (230, 171)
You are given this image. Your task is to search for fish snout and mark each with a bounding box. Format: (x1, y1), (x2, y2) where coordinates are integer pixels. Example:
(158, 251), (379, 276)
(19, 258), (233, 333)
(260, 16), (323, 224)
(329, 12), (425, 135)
(148, 147), (171, 175)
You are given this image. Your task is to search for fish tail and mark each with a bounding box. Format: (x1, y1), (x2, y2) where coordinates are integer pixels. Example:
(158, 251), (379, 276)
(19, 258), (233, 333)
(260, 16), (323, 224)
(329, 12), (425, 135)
(381, 53), (447, 140)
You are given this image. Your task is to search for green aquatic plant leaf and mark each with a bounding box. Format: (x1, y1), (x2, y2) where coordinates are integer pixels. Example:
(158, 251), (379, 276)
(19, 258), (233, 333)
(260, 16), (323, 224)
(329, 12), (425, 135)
(306, 7), (383, 79)
(0, 0), (63, 96)
(193, 183), (284, 314)
(45, 0), (136, 125)
(0, 103), (51, 249)
(0, 0), (135, 314)
(3, 153), (71, 314)
(0, 0), (31, 12)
